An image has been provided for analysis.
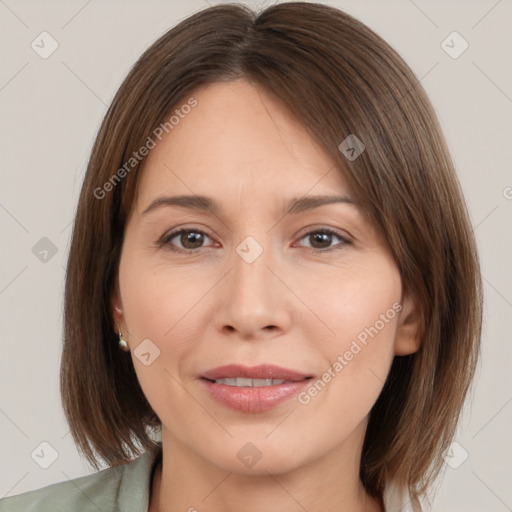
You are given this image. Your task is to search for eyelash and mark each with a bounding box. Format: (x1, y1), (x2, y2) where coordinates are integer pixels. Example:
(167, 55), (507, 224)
(159, 227), (351, 254)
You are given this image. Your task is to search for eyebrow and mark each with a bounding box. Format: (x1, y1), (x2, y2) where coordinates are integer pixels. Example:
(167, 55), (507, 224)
(141, 194), (355, 217)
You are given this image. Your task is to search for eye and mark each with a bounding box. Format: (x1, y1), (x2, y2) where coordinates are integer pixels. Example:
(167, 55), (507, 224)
(161, 228), (216, 252)
(296, 229), (350, 252)
(159, 227), (350, 254)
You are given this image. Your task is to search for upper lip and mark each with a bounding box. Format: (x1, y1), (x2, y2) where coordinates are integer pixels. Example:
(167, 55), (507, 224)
(201, 364), (312, 382)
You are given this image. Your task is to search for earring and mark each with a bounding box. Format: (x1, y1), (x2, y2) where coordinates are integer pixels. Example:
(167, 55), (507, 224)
(117, 324), (129, 351)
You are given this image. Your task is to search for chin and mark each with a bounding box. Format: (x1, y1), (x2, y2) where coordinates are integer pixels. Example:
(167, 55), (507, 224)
(202, 436), (313, 476)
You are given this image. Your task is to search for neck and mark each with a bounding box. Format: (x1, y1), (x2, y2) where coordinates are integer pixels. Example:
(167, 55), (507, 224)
(149, 425), (383, 512)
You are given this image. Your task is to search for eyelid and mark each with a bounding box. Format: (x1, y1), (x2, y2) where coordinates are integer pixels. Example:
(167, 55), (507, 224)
(295, 224), (351, 240)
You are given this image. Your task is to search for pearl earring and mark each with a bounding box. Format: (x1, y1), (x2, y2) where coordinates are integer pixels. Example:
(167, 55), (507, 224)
(117, 324), (129, 351)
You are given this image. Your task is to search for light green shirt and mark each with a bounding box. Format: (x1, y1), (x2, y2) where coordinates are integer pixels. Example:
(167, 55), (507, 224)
(0, 449), (405, 511)
(0, 449), (160, 512)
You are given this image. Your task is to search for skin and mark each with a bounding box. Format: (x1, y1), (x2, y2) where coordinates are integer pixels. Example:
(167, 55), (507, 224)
(112, 79), (420, 512)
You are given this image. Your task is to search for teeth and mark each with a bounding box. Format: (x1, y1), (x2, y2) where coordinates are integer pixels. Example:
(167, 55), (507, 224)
(214, 377), (287, 387)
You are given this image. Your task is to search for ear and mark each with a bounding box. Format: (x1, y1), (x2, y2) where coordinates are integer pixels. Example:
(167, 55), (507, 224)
(110, 277), (125, 335)
(394, 292), (422, 356)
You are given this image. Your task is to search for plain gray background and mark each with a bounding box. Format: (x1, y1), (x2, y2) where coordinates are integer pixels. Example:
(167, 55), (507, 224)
(1, 0), (511, 510)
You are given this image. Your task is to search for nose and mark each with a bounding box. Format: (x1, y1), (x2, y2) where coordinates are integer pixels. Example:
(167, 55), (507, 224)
(214, 238), (293, 341)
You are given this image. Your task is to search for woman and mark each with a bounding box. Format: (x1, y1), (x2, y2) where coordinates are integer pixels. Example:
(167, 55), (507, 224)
(0, 2), (482, 511)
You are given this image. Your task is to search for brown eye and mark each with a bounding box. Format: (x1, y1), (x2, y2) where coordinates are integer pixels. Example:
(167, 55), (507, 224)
(309, 232), (334, 249)
(297, 229), (350, 252)
(179, 231), (205, 249)
(162, 229), (212, 252)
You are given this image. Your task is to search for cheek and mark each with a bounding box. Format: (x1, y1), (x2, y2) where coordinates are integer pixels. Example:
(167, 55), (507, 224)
(119, 254), (210, 342)
(304, 258), (402, 352)
(298, 266), (401, 429)
(118, 260), (201, 420)
(118, 255), (218, 401)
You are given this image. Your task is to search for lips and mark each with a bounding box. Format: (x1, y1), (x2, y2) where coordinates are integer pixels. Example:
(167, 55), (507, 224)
(201, 364), (311, 382)
(199, 364), (313, 413)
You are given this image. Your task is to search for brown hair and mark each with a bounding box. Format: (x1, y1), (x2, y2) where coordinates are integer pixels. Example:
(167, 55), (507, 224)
(61, 2), (482, 509)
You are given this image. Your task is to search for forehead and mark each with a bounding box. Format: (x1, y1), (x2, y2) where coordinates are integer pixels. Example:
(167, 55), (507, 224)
(134, 79), (350, 211)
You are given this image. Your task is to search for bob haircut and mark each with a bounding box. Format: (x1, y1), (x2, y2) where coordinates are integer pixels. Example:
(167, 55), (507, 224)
(61, 2), (482, 510)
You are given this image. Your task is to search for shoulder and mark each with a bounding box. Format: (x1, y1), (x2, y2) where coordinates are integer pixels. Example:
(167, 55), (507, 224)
(0, 450), (160, 512)
(0, 466), (123, 512)
(383, 481), (410, 512)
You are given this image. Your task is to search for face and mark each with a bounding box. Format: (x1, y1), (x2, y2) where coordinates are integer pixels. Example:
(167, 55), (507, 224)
(112, 79), (419, 476)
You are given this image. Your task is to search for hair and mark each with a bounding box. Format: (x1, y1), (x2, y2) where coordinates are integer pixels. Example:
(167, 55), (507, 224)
(61, 2), (482, 510)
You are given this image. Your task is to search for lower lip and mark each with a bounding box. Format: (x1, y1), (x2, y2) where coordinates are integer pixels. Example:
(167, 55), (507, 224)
(200, 379), (311, 413)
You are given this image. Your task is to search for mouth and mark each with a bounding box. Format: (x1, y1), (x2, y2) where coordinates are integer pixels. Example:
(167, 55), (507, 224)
(199, 364), (313, 413)
(201, 363), (312, 382)
(207, 377), (292, 387)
